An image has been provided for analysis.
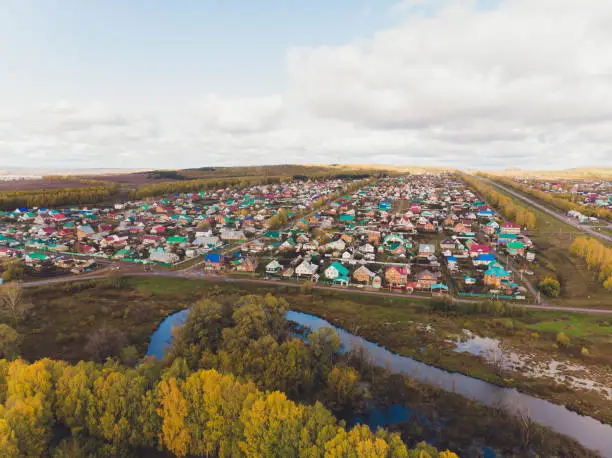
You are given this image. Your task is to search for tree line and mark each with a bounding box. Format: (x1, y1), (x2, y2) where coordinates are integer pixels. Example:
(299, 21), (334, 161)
(0, 184), (119, 210)
(462, 174), (537, 229)
(129, 175), (286, 199)
(0, 293), (458, 457)
(570, 237), (612, 290)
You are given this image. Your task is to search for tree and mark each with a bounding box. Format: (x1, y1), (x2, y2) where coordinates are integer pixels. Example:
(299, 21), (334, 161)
(538, 276), (560, 298)
(180, 299), (228, 353)
(324, 366), (362, 412)
(157, 378), (190, 458)
(0, 325), (20, 360)
(240, 391), (306, 457)
(309, 327), (341, 381)
(0, 284), (31, 325)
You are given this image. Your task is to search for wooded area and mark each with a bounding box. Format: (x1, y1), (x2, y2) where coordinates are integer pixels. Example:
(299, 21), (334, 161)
(0, 292), (458, 458)
(570, 237), (612, 290)
(0, 179), (119, 210)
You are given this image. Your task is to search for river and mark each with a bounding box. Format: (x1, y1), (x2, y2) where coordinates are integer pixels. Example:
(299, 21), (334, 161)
(147, 309), (612, 457)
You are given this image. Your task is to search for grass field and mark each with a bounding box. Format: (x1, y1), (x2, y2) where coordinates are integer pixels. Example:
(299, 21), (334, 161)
(526, 312), (612, 338)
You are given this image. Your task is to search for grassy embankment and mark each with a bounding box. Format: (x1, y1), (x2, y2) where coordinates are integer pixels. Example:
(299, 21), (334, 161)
(478, 177), (612, 308)
(19, 275), (612, 427)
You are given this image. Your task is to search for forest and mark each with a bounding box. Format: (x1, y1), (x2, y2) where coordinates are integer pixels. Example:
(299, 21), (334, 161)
(0, 292), (458, 458)
(462, 174), (537, 229)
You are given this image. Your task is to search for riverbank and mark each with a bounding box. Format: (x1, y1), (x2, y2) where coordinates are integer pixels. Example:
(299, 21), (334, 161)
(19, 275), (612, 426)
(147, 307), (605, 457)
(291, 289), (612, 426)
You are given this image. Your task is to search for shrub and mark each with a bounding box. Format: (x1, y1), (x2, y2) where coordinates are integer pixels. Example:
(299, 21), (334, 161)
(300, 280), (313, 295)
(556, 332), (571, 348)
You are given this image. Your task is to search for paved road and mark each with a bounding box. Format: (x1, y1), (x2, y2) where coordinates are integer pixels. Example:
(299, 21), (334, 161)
(480, 177), (612, 244)
(22, 268), (612, 315)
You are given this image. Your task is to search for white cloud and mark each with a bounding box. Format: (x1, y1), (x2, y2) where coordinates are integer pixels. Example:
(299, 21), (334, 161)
(2, 0), (612, 169)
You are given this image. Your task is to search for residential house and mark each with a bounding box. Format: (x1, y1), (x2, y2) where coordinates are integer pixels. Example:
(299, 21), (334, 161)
(484, 265), (511, 287)
(265, 260), (283, 275)
(500, 222), (521, 235)
(324, 262), (350, 285)
(417, 244), (435, 258)
(352, 265), (376, 284)
(473, 253), (495, 267)
(204, 253), (225, 271)
(295, 260), (318, 277)
(385, 266), (409, 287)
(507, 241), (525, 256)
(415, 269), (441, 289)
(77, 225), (95, 239)
(236, 256), (259, 273)
(149, 247), (179, 264)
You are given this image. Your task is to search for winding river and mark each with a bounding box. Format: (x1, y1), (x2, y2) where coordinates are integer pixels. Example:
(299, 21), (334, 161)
(147, 309), (612, 457)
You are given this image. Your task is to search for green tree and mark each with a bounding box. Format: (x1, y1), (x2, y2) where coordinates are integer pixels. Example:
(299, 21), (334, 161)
(538, 276), (560, 297)
(309, 327), (341, 380)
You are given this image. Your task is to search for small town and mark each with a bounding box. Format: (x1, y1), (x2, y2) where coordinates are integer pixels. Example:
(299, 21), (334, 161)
(0, 173), (536, 301)
(2, 2), (611, 457)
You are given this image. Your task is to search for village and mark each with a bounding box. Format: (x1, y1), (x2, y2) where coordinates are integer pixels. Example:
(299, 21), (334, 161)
(0, 173), (536, 299)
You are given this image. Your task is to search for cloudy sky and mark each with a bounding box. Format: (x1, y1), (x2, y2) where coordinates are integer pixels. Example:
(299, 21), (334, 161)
(1, 0), (611, 170)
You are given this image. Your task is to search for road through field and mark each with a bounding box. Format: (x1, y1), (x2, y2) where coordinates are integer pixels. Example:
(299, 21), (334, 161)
(480, 177), (612, 244)
(21, 268), (612, 315)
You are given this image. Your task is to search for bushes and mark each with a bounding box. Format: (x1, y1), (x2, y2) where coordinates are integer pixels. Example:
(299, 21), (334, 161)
(428, 299), (527, 318)
(300, 280), (314, 295)
(538, 277), (561, 297)
(556, 332), (571, 348)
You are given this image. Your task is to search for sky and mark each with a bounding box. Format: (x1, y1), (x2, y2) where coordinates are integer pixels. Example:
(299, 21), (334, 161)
(1, 0), (611, 170)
